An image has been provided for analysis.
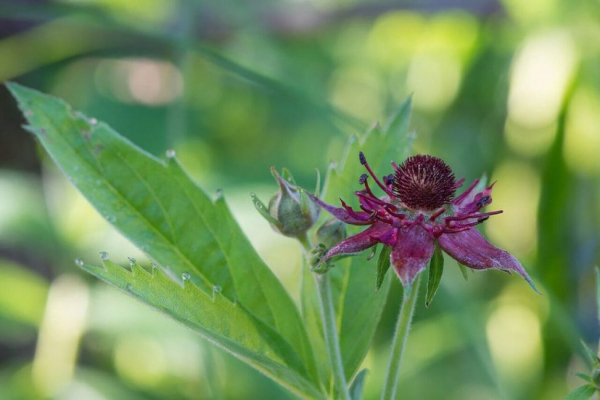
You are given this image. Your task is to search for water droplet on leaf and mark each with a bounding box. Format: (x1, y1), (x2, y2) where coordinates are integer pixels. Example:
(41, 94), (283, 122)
(182, 272), (191, 281)
(213, 285), (222, 294)
(100, 251), (109, 261)
(166, 149), (176, 158)
(74, 258), (84, 266)
(89, 118), (98, 125)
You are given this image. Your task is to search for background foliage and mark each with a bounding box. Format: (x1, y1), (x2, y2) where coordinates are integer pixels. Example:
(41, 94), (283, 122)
(0, 0), (598, 399)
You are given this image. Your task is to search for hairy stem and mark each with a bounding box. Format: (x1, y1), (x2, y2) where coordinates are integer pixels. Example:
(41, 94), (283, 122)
(299, 235), (351, 400)
(381, 273), (422, 400)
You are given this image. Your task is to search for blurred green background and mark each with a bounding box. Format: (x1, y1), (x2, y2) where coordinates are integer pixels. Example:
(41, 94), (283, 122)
(0, 0), (599, 399)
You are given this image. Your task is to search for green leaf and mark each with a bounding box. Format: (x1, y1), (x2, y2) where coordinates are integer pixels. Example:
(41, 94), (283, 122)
(537, 84), (575, 301)
(302, 98), (414, 385)
(8, 83), (322, 395)
(376, 246), (392, 292)
(576, 373), (592, 383)
(349, 369), (368, 400)
(81, 258), (324, 399)
(565, 384), (596, 400)
(458, 263), (470, 281)
(581, 339), (599, 368)
(425, 243), (444, 307)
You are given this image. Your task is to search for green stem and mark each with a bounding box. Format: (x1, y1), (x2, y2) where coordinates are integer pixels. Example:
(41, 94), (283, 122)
(381, 273), (422, 400)
(299, 235), (351, 400)
(313, 273), (351, 400)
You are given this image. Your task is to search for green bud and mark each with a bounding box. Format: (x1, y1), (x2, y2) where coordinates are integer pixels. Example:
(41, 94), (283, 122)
(316, 218), (347, 249)
(251, 167), (320, 238)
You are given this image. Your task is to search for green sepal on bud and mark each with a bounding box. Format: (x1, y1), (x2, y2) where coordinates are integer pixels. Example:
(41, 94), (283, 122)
(251, 167), (320, 238)
(316, 218), (347, 249)
(309, 243), (330, 274)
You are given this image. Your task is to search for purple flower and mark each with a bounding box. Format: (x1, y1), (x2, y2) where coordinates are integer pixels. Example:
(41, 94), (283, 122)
(309, 153), (538, 292)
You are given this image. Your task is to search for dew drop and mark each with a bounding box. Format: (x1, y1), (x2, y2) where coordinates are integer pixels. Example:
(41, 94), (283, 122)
(166, 149), (176, 158)
(100, 251), (109, 261)
(89, 118), (98, 125)
(128, 257), (136, 266)
(213, 285), (222, 294)
(105, 215), (117, 223)
(366, 249), (376, 261)
(74, 258), (84, 266)
(182, 272), (191, 281)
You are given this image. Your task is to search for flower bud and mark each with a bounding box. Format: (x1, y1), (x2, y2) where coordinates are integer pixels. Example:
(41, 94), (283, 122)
(251, 167), (320, 238)
(316, 218), (347, 249)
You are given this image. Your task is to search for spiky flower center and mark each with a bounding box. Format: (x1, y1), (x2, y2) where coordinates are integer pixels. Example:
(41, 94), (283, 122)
(393, 155), (456, 211)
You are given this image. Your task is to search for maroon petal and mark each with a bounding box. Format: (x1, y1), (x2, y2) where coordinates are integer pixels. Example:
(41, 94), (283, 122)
(357, 191), (382, 210)
(320, 222), (395, 263)
(439, 228), (539, 293)
(453, 179), (479, 207)
(305, 192), (373, 225)
(391, 225), (435, 291)
(453, 178), (495, 215)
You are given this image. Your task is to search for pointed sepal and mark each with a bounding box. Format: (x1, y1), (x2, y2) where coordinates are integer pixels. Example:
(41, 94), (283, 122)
(425, 242), (444, 307)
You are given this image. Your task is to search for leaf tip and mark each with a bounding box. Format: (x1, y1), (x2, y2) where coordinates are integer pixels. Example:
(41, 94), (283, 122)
(5, 81), (23, 97)
(6, 82), (39, 106)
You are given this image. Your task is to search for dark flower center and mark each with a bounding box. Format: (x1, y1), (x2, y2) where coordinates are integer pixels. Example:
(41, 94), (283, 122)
(392, 155), (457, 211)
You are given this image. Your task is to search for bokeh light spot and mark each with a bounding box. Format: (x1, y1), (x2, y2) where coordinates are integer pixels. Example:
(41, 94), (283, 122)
(507, 30), (577, 129)
(485, 161), (540, 258)
(564, 88), (600, 175)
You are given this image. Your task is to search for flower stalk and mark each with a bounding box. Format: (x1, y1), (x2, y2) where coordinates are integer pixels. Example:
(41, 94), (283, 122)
(298, 234), (351, 400)
(381, 273), (422, 400)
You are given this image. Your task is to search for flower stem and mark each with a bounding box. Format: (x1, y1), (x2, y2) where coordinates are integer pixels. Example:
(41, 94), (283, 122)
(381, 273), (422, 400)
(298, 235), (351, 400)
(313, 272), (351, 400)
